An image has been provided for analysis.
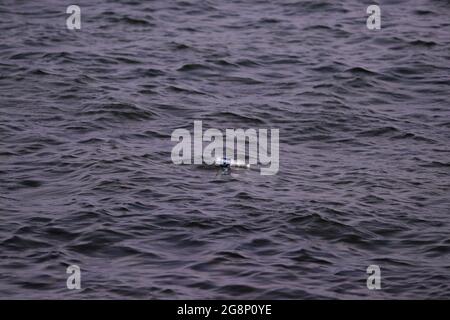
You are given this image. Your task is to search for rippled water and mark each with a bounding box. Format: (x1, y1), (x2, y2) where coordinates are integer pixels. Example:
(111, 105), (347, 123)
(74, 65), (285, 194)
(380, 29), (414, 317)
(1, 0), (449, 299)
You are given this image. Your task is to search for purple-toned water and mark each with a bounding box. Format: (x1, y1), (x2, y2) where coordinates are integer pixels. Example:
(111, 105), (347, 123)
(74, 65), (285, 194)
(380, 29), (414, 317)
(0, 0), (449, 299)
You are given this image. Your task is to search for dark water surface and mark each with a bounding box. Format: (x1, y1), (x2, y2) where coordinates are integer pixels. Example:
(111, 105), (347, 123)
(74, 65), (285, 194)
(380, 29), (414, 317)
(1, 0), (449, 299)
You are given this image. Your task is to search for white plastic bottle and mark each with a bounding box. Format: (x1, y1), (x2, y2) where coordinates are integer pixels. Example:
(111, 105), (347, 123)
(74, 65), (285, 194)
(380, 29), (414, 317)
(214, 157), (250, 169)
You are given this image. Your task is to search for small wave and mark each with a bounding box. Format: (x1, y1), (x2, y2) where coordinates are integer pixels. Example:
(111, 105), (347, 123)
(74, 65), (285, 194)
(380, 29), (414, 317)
(80, 102), (157, 121)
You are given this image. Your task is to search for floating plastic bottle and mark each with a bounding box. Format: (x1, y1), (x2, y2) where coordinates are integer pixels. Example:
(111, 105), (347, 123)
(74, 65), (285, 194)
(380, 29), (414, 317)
(214, 157), (250, 169)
